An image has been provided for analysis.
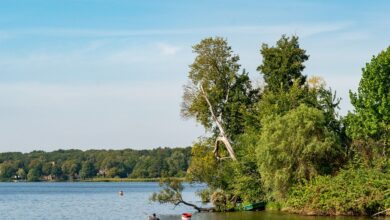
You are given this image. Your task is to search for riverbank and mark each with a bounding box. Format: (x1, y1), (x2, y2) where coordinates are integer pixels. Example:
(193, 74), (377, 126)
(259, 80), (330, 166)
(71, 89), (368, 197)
(1, 177), (185, 183)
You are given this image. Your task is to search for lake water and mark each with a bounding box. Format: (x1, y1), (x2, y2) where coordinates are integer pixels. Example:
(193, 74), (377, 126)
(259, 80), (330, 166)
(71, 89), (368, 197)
(0, 182), (386, 220)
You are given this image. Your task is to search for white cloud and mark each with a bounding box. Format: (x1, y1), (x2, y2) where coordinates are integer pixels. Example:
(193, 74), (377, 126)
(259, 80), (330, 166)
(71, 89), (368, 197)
(157, 43), (181, 55)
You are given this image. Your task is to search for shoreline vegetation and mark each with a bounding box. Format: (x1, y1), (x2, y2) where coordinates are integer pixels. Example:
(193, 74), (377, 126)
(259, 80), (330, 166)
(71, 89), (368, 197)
(0, 148), (191, 182)
(151, 35), (389, 216)
(1, 35), (389, 217)
(3, 177), (185, 183)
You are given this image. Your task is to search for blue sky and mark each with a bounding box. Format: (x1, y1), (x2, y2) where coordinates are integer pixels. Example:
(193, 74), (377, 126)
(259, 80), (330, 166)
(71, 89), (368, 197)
(0, 0), (389, 152)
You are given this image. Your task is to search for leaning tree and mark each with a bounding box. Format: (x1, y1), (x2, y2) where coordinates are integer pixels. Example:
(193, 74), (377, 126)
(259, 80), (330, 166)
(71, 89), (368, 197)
(181, 37), (256, 161)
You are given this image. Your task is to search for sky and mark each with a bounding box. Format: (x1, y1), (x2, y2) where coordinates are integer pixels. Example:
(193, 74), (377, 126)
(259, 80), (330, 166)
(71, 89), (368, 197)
(0, 0), (389, 152)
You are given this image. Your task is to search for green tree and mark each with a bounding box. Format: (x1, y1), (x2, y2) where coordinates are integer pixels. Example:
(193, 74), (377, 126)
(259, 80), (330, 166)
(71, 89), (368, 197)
(42, 162), (53, 176)
(347, 46), (390, 161)
(16, 168), (26, 180)
(27, 168), (40, 182)
(181, 37), (257, 160)
(257, 35), (309, 93)
(79, 161), (96, 179)
(256, 104), (343, 199)
(51, 164), (63, 180)
(61, 160), (80, 180)
(0, 162), (17, 179)
(166, 151), (187, 177)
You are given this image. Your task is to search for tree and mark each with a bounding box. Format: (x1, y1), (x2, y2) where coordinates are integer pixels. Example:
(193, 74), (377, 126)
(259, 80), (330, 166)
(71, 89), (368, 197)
(181, 37), (256, 160)
(256, 104), (343, 199)
(16, 168), (26, 180)
(61, 160), (80, 180)
(257, 35), (309, 93)
(0, 162), (17, 179)
(51, 164), (63, 180)
(27, 168), (40, 182)
(166, 151), (187, 177)
(347, 46), (390, 160)
(42, 162), (53, 176)
(79, 161), (96, 179)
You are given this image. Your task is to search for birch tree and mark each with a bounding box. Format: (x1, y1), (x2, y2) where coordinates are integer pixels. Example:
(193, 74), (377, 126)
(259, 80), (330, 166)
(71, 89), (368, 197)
(181, 37), (256, 160)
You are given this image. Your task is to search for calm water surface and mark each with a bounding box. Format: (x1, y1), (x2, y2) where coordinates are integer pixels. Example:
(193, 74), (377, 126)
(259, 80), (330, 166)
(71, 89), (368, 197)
(0, 182), (386, 220)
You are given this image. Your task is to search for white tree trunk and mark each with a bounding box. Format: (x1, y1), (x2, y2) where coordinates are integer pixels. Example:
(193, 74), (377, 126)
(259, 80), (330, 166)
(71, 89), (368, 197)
(200, 85), (237, 161)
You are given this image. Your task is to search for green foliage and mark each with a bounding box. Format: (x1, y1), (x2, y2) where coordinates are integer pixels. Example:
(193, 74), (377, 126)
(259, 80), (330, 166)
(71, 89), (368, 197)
(27, 168), (40, 182)
(186, 140), (254, 210)
(229, 133), (265, 203)
(210, 189), (236, 211)
(150, 178), (184, 205)
(285, 167), (390, 215)
(79, 161), (96, 179)
(347, 46), (390, 161)
(257, 35), (308, 93)
(196, 188), (212, 204)
(255, 80), (309, 121)
(0, 161), (18, 179)
(61, 160), (80, 180)
(186, 140), (218, 185)
(16, 168), (26, 180)
(0, 147), (191, 181)
(256, 104), (343, 199)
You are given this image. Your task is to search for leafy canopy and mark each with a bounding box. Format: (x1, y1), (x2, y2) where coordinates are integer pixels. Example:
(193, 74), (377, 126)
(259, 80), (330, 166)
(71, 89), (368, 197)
(348, 47), (390, 142)
(257, 35), (309, 93)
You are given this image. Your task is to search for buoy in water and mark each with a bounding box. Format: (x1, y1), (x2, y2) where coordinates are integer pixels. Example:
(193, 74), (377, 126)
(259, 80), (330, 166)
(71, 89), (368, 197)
(181, 213), (192, 220)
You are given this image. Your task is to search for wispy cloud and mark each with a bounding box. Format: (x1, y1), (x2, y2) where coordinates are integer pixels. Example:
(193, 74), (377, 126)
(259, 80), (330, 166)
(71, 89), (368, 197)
(157, 43), (181, 55)
(0, 22), (352, 39)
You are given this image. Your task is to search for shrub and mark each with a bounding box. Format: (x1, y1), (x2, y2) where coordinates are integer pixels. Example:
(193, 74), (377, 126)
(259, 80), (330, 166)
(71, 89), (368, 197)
(285, 167), (390, 216)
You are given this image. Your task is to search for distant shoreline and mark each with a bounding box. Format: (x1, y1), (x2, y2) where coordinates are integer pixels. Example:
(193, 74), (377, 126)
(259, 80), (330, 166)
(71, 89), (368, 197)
(1, 177), (185, 183)
(83, 177), (185, 182)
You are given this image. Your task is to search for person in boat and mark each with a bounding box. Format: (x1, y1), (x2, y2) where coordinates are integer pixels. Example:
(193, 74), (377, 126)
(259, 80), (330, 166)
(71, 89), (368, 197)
(148, 213), (159, 220)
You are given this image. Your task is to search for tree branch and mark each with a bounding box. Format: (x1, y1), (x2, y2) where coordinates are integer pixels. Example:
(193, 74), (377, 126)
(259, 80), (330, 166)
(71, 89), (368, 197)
(179, 199), (215, 212)
(372, 208), (390, 217)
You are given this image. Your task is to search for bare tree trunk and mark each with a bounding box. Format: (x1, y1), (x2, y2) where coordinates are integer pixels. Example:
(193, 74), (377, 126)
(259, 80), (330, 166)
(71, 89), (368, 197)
(200, 85), (237, 161)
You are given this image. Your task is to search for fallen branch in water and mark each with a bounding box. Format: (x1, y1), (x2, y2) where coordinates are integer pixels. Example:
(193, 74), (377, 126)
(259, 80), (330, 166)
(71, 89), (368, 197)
(372, 208), (390, 217)
(150, 178), (215, 212)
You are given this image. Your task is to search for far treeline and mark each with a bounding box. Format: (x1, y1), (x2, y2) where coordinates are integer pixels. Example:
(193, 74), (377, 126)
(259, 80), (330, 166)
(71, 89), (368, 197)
(0, 147), (191, 181)
(151, 35), (390, 216)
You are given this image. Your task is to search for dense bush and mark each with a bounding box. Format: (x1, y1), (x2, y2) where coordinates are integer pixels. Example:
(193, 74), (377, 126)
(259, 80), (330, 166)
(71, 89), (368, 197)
(285, 167), (390, 216)
(256, 104), (343, 199)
